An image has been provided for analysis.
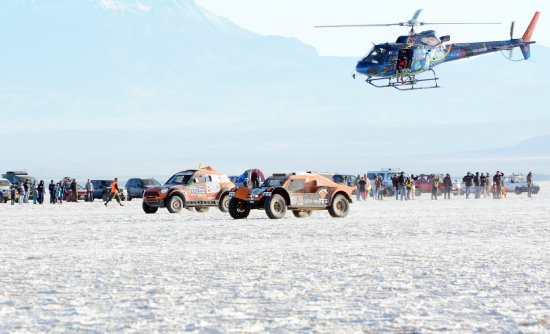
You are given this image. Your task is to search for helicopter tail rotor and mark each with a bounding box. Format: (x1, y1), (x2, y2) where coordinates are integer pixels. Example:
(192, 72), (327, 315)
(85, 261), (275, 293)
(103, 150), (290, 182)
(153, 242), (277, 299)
(509, 21), (515, 59)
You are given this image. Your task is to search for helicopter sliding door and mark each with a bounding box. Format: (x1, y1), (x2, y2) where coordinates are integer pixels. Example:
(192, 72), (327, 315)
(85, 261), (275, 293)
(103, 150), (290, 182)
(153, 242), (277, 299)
(411, 48), (428, 73)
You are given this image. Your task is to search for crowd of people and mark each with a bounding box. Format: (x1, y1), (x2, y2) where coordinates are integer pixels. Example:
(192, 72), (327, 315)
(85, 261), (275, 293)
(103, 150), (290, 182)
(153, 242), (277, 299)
(351, 171), (536, 201)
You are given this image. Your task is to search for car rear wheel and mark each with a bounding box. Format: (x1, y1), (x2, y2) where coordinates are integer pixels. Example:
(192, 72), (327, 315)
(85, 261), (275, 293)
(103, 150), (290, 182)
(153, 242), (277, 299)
(328, 194), (349, 218)
(102, 192), (109, 202)
(167, 196), (183, 213)
(142, 202), (158, 214)
(264, 194), (287, 219)
(292, 210), (312, 218)
(228, 197), (250, 219)
(195, 206), (209, 213)
(218, 194), (230, 212)
(515, 187), (522, 195)
(127, 193), (132, 201)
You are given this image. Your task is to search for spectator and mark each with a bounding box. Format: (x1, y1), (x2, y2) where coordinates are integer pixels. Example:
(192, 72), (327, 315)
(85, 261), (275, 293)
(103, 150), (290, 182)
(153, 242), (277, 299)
(23, 179), (30, 203)
(463, 172), (474, 199)
(56, 182), (64, 204)
(480, 173), (487, 198)
(364, 175), (371, 200)
(86, 179), (94, 202)
(71, 179), (78, 202)
(372, 176), (378, 200)
(443, 173), (452, 199)
(37, 180), (45, 204)
(392, 175), (399, 200)
(251, 170), (259, 189)
(493, 171), (503, 199)
(355, 175), (361, 201)
(105, 178), (123, 206)
(49, 180), (56, 204)
(18, 183), (25, 205)
(473, 172), (481, 199)
(376, 176), (384, 200)
(408, 174), (416, 200)
(358, 177), (367, 200)
(398, 172), (407, 201)
(31, 180), (38, 204)
(527, 172), (533, 198)
(431, 174), (440, 200)
(10, 183), (17, 205)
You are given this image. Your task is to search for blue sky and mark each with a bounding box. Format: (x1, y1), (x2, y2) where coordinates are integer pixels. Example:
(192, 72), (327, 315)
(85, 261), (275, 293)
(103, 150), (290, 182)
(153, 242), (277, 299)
(196, 0), (549, 56)
(0, 0), (549, 181)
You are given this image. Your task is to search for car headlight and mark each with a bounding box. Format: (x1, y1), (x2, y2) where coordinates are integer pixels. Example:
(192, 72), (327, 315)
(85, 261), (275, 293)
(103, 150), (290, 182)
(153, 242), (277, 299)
(160, 188), (169, 194)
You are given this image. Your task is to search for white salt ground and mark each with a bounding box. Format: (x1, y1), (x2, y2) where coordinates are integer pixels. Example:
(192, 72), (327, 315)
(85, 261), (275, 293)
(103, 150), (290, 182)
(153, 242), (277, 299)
(1, 183), (549, 332)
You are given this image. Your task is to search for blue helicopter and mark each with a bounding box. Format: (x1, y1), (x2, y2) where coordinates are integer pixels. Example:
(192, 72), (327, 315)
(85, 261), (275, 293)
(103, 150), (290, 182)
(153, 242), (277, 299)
(316, 10), (541, 90)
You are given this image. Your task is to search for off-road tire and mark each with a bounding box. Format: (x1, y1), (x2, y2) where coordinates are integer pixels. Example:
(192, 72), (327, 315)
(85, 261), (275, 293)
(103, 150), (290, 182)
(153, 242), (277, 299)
(142, 202), (158, 214)
(228, 197), (250, 219)
(264, 194), (287, 219)
(292, 210), (312, 218)
(195, 206), (209, 213)
(218, 194), (230, 212)
(167, 196), (183, 213)
(515, 187), (522, 195)
(328, 194), (349, 218)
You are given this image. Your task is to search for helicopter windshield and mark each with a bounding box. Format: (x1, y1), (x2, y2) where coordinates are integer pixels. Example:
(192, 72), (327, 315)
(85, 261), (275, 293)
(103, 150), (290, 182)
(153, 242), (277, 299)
(363, 46), (390, 64)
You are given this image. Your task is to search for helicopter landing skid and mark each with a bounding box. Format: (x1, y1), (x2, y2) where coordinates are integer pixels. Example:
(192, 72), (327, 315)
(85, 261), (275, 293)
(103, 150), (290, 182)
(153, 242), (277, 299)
(366, 69), (440, 91)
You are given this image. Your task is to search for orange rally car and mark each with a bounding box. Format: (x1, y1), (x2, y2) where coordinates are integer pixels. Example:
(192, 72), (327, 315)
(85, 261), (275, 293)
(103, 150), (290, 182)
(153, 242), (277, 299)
(228, 172), (356, 219)
(142, 167), (235, 214)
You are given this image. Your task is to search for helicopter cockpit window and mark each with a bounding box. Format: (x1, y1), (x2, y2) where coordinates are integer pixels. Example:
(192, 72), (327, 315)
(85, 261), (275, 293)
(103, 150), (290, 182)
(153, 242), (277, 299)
(364, 47), (388, 64)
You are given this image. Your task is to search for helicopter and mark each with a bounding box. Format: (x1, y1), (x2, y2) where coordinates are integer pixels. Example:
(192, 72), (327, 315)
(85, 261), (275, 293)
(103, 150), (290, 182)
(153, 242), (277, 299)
(315, 10), (541, 90)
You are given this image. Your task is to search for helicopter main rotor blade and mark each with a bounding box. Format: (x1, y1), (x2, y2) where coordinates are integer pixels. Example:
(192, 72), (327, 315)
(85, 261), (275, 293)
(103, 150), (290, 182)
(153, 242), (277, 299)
(419, 22), (501, 25)
(411, 9), (422, 22)
(314, 23), (402, 28)
(510, 21), (515, 59)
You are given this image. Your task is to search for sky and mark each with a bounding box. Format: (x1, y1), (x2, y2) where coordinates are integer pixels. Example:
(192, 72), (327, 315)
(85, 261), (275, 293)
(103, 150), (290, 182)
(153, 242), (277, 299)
(1, 0), (549, 181)
(196, 0), (549, 56)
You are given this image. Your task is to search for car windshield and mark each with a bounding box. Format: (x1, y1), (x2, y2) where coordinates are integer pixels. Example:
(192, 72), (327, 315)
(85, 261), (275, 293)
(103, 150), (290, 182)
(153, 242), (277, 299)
(142, 179), (160, 186)
(261, 177), (286, 188)
(166, 174), (192, 185)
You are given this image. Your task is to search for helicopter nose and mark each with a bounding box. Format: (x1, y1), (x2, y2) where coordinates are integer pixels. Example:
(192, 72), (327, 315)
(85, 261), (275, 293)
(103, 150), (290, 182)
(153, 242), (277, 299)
(356, 62), (378, 76)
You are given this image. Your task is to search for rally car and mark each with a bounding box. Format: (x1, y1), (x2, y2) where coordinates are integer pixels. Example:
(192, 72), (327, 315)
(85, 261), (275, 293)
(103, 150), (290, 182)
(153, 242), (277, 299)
(142, 167), (234, 214)
(228, 172), (356, 219)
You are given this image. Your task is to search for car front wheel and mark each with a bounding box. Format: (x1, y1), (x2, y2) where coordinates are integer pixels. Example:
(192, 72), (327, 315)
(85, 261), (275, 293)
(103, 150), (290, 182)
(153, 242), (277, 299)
(228, 197), (250, 219)
(264, 194), (287, 219)
(218, 194), (230, 212)
(328, 194), (349, 218)
(142, 202), (158, 214)
(167, 196), (183, 213)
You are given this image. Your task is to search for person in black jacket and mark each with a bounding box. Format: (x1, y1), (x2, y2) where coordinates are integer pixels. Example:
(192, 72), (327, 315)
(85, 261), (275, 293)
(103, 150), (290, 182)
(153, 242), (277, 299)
(443, 174), (452, 199)
(70, 179), (78, 202)
(527, 172), (533, 198)
(463, 172), (474, 199)
(37, 180), (45, 204)
(398, 172), (408, 201)
(493, 171), (503, 199)
(473, 172), (481, 199)
(48, 180), (56, 204)
(480, 173), (487, 198)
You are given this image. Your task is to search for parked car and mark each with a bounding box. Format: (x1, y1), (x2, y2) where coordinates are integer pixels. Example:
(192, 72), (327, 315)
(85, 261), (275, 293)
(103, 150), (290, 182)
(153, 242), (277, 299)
(503, 174), (540, 195)
(125, 178), (161, 200)
(366, 168), (406, 196)
(90, 180), (127, 201)
(228, 172), (356, 219)
(414, 174), (461, 196)
(58, 177), (88, 201)
(142, 167), (234, 214)
(0, 178), (11, 203)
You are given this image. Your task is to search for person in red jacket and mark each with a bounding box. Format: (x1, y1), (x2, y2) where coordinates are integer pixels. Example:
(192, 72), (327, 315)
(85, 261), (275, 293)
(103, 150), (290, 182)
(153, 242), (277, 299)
(105, 178), (123, 206)
(396, 50), (408, 83)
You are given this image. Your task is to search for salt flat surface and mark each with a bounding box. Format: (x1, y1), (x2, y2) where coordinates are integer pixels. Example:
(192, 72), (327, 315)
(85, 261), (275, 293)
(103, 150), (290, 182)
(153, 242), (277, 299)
(1, 185), (550, 332)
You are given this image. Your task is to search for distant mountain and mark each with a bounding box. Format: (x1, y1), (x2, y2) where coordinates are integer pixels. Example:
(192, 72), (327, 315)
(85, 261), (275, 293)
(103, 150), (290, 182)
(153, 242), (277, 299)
(1, 0), (549, 179)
